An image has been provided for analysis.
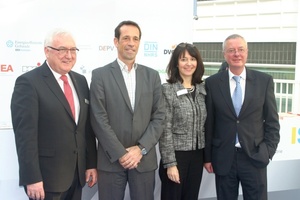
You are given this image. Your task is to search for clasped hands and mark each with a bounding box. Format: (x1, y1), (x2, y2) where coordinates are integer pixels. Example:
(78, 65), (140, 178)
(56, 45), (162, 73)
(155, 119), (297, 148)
(119, 145), (142, 170)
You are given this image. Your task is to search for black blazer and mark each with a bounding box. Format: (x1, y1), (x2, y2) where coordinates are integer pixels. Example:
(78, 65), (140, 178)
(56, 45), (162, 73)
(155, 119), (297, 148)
(11, 61), (97, 192)
(204, 68), (280, 175)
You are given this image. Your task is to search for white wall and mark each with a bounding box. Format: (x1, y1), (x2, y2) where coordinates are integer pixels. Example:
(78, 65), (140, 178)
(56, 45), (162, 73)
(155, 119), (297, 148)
(193, 0), (299, 42)
(0, 0), (194, 128)
(193, 0), (300, 114)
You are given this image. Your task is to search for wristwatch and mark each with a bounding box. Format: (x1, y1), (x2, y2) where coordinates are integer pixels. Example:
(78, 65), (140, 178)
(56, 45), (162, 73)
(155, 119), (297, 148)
(138, 144), (147, 156)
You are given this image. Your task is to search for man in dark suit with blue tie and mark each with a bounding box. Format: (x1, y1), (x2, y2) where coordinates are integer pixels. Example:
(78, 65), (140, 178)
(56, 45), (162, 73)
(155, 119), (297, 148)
(11, 29), (97, 200)
(90, 20), (165, 200)
(204, 34), (280, 200)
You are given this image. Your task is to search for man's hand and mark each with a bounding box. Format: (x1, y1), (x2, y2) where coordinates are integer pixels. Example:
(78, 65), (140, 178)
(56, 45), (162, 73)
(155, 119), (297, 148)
(85, 168), (98, 187)
(26, 181), (45, 200)
(119, 145), (142, 169)
(204, 162), (214, 173)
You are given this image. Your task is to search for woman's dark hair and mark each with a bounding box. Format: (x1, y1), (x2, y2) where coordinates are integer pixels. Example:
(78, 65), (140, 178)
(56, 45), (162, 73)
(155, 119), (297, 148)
(114, 20), (142, 40)
(166, 43), (204, 84)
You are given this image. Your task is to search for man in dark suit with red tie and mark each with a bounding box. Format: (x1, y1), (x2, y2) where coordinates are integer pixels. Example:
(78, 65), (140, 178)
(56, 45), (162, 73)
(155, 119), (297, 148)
(11, 29), (97, 200)
(204, 34), (280, 200)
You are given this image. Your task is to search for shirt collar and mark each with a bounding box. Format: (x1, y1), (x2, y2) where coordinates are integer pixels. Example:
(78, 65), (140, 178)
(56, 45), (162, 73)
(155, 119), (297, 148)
(117, 58), (138, 72)
(228, 67), (246, 80)
(46, 61), (71, 81)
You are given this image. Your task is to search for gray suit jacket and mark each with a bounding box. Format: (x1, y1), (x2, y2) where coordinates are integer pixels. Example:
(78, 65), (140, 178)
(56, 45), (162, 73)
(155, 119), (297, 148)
(90, 60), (165, 172)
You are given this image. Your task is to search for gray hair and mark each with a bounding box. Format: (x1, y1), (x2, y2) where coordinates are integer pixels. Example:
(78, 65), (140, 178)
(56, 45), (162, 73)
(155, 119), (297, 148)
(222, 34), (247, 51)
(44, 28), (75, 47)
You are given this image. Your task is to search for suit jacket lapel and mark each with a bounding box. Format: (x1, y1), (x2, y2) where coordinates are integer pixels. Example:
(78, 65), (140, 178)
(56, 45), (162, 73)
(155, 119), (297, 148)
(239, 68), (256, 116)
(69, 71), (82, 122)
(111, 60), (133, 113)
(134, 65), (143, 112)
(219, 71), (237, 116)
(41, 62), (75, 120)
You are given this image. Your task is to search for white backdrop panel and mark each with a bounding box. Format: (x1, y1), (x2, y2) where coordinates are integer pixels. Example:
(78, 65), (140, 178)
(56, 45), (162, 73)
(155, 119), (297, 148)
(0, 0), (194, 128)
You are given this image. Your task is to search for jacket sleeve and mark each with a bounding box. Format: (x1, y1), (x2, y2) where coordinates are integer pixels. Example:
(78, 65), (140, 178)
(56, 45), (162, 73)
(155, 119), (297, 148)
(11, 75), (43, 186)
(137, 71), (165, 153)
(262, 76), (280, 159)
(159, 84), (177, 168)
(90, 68), (128, 163)
(204, 78), (213, 163)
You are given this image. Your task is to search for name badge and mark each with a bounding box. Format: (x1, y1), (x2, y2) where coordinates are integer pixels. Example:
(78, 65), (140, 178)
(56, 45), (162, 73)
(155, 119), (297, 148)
(176, 89), (188, 96)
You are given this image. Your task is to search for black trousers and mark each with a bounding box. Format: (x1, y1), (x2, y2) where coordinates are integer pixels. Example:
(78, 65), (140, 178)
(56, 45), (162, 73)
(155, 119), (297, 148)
(215, 148), (267, 200)
(159, 149), (204, 200)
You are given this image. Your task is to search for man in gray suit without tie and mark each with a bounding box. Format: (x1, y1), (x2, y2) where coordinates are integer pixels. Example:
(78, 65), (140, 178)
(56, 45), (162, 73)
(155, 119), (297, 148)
(90, 20), (165, 200)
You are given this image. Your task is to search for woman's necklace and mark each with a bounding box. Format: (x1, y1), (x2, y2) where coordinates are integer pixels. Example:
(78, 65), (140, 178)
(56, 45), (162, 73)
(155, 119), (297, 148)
(188, 85), (195, 93)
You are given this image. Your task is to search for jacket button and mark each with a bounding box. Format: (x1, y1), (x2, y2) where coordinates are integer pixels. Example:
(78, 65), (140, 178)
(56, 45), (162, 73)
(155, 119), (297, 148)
(237, 120), (240, 123)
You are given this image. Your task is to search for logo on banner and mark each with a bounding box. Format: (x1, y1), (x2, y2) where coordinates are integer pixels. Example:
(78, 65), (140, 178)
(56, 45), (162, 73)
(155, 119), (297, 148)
(0, 64), (13, 72)
(164, 44), (176, 55)
(6, 40), (43, 52)
(291, 127), (300, 144)
(144, 42), (158, 57)
(99, 45), (114, 51)
(6, 40), (14, 48)
(22, 62), (41, 73)
(80, 65), (87, 74)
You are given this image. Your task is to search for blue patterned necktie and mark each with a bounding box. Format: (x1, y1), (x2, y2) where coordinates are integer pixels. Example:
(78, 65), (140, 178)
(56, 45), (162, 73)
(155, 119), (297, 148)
(232, 76), (242, 146)
(232, 76), (242, 115)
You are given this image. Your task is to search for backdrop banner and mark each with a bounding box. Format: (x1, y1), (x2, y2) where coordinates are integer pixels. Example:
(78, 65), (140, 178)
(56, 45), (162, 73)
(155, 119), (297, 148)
(1, 0), (299, 199)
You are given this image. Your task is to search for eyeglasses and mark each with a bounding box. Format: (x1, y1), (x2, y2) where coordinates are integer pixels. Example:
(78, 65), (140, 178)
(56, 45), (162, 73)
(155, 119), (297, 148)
(225, 48), (247, 55)
(47, 46), (79, 55)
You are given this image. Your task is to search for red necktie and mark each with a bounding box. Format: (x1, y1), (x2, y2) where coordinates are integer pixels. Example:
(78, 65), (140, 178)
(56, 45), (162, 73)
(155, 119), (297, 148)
(61, 75), (75, 119)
